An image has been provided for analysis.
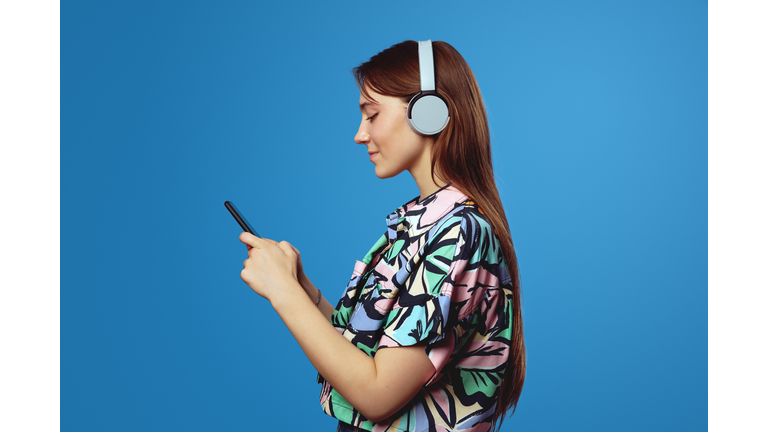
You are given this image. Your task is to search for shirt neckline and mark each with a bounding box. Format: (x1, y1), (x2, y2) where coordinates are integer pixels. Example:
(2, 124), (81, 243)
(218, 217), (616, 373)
(385, 182), (469, 242)
(414, 182), (453, 206)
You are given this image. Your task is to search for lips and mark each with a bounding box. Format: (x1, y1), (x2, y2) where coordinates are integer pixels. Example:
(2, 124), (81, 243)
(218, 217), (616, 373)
(369, 152), (378, 161)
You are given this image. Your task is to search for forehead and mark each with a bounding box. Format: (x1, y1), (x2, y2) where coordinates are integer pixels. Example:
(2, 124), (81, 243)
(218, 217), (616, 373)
(359, 86), (381, 107)
(358, 87), (405, 111)
(360, 84), (382, 98)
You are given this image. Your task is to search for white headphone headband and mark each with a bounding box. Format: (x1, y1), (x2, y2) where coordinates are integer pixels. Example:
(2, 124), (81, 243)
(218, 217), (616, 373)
(407, 39), (450, 136)
(418, 40), (436, 92)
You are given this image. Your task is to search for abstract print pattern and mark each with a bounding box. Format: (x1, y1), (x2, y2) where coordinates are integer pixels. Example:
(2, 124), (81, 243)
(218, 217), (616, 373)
(318, 184), (514, 432)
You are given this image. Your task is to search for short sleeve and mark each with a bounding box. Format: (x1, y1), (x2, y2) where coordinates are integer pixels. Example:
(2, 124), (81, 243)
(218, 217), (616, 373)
(377, 212), (476, 382)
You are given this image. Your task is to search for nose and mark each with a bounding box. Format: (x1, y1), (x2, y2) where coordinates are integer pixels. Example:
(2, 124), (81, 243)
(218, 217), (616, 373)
(355, 120), (370, 145)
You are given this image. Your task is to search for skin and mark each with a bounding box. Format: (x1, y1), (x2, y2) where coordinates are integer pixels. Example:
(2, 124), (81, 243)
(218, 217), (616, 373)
(238, 87), (448, 423)
(356, 87), (447, 200)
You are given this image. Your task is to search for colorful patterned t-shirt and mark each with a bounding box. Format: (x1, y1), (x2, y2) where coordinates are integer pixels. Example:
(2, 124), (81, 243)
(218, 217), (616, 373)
(318, 184), (515, 432)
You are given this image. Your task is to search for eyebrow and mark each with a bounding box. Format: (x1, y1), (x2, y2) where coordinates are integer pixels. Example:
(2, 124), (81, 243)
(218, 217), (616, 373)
(359, 101), (378, 112)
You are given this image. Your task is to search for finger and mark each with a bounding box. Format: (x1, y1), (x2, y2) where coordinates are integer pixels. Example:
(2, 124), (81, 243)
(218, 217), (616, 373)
(239, 232), (261, 248)
(260, 238), (279, 247)
(248, 244), (264, 258)
(278, 240), (297, 258)
(288, 243), (301, 258)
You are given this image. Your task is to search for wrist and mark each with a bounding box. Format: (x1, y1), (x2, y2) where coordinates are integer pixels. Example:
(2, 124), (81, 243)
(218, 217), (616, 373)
(269, 279), (306, 312)
(313, 286), (322, 306)
(297, 270), (309, 286)
(298, 272), (315, 294)
(296, 272), (321, 307)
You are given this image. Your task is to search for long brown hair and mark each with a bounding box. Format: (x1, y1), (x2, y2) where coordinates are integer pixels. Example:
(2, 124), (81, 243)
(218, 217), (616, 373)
(352, 40), (525, 430)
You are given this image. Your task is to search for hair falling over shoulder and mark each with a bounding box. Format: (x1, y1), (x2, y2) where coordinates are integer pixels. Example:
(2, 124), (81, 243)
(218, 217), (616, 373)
(352, 40), (526, 430)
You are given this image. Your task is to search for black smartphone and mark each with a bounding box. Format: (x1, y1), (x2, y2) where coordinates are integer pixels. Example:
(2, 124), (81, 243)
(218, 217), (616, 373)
(224, 201), (261, 238)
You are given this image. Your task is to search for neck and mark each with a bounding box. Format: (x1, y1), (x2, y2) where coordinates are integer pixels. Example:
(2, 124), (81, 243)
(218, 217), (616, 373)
(408, 143), (447, 201)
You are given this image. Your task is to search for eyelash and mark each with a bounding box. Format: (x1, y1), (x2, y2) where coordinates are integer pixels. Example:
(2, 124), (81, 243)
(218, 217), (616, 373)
(366, 114), (378, 122)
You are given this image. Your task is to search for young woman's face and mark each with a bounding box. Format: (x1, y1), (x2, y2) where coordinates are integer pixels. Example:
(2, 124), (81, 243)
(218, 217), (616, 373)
(355, 87), (433, 179)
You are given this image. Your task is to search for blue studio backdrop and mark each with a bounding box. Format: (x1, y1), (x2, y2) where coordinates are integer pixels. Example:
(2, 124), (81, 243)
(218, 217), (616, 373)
(62, 1), (707, 430)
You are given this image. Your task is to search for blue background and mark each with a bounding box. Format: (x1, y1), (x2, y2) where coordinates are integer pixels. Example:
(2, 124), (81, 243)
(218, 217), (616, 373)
(62, 1), (706, 430)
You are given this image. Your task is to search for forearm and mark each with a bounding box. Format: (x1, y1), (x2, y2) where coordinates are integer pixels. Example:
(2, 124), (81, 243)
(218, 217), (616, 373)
(270, 281), (420, 422)
(297, 272), (336, 320)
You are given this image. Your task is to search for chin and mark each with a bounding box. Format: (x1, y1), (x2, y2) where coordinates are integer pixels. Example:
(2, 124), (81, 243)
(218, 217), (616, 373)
(374, 166), (401, 179)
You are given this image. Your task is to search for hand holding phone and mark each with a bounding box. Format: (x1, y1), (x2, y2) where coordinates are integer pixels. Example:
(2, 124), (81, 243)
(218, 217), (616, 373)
(224, 201), (261, 238)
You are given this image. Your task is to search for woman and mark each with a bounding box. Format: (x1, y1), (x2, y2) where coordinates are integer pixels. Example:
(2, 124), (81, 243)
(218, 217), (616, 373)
(238, 40), (525, 432)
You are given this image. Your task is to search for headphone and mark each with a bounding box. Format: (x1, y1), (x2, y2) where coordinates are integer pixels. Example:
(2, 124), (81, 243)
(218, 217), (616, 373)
(407, 40), (450, 136)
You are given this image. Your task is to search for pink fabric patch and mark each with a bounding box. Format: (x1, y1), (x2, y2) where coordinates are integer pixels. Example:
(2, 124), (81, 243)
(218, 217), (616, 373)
(352, 260), (367, 277)
(440, 253), (468, 298)
(372, 256), (398, 294)
(373, 297), (395, 315)
(319, 381), (332, 405)
(408, 240), (422, 260)
(457, 341), (510, 368)
(481, 291), (502, 331)
(429, 388), (453, 423)
(426, 335), (456, 385)
(414, 186), (468, 225)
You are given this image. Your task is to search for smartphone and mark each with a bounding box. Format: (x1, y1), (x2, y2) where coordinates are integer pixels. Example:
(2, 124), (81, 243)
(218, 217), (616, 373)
(224, 201), (261, 238)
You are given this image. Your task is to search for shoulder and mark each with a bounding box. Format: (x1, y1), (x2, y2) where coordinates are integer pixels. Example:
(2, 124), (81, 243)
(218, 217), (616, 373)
(433, 200), (505, 269)
(431, 200), (498, 243)
(462, 201), (500, 243)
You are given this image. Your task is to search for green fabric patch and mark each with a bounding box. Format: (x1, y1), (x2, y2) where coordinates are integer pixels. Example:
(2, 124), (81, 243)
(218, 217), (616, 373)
(458, 367), (503, 398)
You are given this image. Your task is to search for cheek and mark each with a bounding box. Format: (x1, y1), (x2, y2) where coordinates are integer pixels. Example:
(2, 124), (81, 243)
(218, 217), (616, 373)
(375, 117), (408, 148)
(369, 124), (389, 150)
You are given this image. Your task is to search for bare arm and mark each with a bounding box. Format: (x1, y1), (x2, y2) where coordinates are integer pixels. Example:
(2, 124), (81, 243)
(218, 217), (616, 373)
(240, 233), (435, 422)
(284, 242), (336, 321)
(297, 272), (336, 321)
(272, 280), (435, 422)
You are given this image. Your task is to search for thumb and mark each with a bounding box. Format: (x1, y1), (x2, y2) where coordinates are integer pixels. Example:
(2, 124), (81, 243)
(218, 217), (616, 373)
(278, 240), (297, 258)
(287, 242), (301, 259)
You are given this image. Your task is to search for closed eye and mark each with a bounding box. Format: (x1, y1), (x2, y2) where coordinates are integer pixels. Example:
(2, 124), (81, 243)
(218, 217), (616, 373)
(366, 113), (378, 122)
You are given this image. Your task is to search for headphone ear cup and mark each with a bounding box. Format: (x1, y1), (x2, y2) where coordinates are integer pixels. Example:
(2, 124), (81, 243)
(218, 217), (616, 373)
(407, 93), (450, 136)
